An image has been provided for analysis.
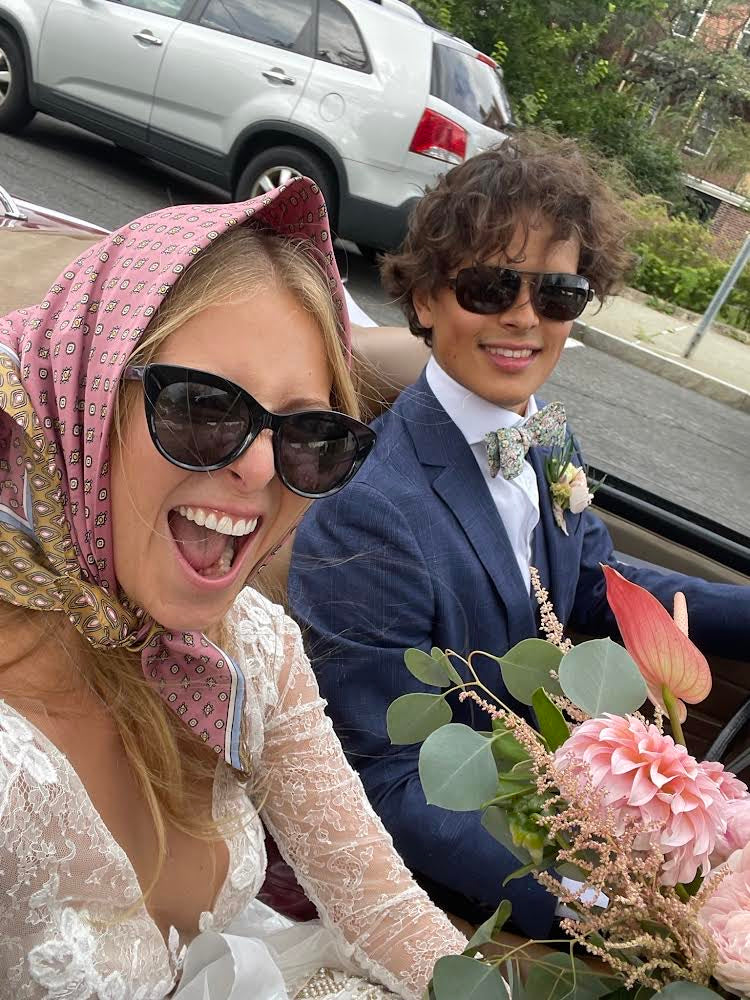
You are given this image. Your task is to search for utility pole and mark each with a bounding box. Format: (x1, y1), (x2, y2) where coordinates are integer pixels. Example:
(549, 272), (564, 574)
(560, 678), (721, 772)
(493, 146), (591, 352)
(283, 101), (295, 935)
(684, 234), (750, 358)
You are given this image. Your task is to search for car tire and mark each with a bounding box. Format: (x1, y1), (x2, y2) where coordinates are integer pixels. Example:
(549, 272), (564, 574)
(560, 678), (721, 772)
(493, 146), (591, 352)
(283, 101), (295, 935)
(235, 146), (337, 225)
(0, 28), (35, 133)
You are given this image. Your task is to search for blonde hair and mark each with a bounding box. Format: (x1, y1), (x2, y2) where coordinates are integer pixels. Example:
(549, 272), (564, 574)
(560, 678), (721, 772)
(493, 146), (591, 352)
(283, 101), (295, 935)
(5, 225), (357, 903)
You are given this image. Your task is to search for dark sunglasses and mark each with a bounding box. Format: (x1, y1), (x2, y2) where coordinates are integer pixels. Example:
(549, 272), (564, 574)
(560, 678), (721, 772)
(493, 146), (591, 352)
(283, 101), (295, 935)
(123, 364), (376, 499)
(448, 265), (594, 322)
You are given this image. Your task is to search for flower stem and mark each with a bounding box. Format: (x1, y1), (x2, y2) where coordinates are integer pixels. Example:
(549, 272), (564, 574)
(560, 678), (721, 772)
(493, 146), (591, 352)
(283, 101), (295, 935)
(662, 685), (686, 747)
(675, 883), (690, 903)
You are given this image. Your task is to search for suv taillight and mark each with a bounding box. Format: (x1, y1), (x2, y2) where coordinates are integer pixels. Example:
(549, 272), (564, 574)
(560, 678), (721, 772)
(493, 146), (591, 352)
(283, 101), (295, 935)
(409, 108), (467, 164)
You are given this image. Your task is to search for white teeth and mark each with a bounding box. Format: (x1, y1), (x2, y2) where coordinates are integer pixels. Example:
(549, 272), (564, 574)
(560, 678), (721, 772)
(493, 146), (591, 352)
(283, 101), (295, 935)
(175, 507), (259, 537)
(486, 346), (534, 359)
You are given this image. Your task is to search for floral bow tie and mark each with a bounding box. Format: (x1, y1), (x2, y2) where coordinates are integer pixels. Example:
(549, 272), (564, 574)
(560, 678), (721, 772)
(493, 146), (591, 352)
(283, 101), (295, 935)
(485, 402), (567, 480)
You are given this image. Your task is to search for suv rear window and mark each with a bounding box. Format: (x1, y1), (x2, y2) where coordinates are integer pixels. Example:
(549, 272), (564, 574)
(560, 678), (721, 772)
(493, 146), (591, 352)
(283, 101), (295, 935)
(431, 44), (512, 130)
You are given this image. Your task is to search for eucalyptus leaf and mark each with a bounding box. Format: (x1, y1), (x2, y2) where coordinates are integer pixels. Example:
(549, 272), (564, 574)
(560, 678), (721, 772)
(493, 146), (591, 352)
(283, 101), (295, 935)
(432, 955), (509, 1000)
(652, 985), (724, 998)
(431, 646), (464, 685)
(603, 989), (655, 1000)
(419, 724), (499, 811)
(403, 647), (451, 688)
(532, 687), (570, 751)
(559, 639), (647, 717)
(387, 693), (452, 745)
(481, 806), (533, 865)
(493, 639), (564, 705)
(525, 953), (612, 1000)
(465, 899), (512, 955)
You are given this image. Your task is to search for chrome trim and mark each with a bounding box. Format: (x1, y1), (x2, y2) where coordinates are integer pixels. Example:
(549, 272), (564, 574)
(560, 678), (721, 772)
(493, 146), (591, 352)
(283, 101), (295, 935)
(0, 185), (28, 221)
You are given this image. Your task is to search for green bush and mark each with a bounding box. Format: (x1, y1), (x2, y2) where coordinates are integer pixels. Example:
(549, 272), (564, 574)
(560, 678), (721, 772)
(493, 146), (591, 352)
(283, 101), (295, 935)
(628, 207), (750, 331)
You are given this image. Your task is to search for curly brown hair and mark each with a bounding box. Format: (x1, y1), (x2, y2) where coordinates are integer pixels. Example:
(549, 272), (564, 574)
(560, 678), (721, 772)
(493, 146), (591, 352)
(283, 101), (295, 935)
(381, 131), (634, 344)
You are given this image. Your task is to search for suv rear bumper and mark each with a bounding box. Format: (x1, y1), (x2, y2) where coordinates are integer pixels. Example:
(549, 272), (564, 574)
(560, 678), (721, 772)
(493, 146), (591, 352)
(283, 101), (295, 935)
(339, 192), (419, 251)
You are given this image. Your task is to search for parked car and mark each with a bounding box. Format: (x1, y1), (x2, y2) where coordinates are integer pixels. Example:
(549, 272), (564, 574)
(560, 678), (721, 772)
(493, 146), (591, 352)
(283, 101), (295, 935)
(0, 0), (513, 253)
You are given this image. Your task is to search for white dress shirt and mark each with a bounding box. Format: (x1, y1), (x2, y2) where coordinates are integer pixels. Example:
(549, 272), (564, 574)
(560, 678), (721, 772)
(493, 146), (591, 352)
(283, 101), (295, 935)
(425, 356), (540, 590)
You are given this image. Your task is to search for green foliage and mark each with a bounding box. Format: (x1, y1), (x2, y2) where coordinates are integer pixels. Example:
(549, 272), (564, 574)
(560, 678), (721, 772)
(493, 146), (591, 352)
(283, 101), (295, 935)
(532, 688), (570, 752)
(558, 639), (648, 717)
(494, 639), (564, 705)
(403, 647), (452, 687)
(386, 692), (452, 744)
(521, 952), (616, 1000)
(432, 955), (508, 1000)
(418, 723), (499, 810)
(464, 899), (512, 956)
(409, 0), (750, 208)
(651, 986), (724, 998)
(629, 202), (750, 332)
(490, 718), (532, 765)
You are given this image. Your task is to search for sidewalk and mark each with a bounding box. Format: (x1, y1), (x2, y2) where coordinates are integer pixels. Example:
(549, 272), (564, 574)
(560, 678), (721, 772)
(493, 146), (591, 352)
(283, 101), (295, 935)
(573, 291), (750, 413)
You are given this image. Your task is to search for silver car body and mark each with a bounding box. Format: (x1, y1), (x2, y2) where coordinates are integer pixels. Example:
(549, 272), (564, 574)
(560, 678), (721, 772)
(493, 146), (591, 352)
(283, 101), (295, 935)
(0, 0), (511, 248)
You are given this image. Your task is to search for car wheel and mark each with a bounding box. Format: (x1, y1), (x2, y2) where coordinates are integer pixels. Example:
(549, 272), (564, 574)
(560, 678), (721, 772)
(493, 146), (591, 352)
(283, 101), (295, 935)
(235, 146), (336, 225)
(0, 28), (35, 133)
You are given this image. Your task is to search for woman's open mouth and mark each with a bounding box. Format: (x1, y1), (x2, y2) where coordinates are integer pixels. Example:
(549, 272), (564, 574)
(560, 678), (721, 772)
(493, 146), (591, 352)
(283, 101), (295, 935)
(167, 505), (262, 586)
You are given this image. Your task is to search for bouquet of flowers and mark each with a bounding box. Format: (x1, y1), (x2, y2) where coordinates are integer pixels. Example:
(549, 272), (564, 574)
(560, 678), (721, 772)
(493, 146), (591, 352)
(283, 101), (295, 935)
(388, 566), (750, 999)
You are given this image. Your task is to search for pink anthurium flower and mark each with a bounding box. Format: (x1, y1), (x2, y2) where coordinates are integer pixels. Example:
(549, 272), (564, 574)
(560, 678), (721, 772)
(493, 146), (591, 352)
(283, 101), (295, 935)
(602, 565), (712, 735)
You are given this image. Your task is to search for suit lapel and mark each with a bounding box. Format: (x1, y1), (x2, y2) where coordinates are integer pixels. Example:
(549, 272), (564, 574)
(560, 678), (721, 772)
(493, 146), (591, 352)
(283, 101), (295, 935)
(401, 374), (536, 644)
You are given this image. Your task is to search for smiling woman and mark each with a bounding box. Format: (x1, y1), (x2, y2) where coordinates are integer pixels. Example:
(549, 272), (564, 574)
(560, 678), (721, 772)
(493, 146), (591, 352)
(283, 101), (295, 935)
(0, 178), (467, 998)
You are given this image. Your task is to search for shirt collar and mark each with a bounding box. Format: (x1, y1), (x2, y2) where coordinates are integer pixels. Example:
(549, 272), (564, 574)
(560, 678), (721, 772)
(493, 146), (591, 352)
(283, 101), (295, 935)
(425, 356), (538, 447)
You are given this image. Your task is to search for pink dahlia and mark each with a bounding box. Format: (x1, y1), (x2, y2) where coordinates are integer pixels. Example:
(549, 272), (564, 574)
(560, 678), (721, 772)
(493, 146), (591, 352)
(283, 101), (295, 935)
(555, 714), (728, 886)
(699, 842), (750, 995)
(712, 797), (750, 868)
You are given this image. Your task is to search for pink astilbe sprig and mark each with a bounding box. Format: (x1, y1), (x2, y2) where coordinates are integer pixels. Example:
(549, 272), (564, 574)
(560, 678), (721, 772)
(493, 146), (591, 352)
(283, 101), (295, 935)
(458, 689), (503, 720)
(530, 566), (573, 652)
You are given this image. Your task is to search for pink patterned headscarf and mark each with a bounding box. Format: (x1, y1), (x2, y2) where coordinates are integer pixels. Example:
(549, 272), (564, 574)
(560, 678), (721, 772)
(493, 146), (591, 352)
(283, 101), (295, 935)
(0, 177), (349, 772)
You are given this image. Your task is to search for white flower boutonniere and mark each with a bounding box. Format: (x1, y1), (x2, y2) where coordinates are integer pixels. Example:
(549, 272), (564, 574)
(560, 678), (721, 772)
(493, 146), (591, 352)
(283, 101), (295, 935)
(544, 439), (599, 535)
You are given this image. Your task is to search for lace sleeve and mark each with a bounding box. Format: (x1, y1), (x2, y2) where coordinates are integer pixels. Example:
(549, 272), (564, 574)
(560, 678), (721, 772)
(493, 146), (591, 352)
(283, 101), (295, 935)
(256, 609), (467, 1000)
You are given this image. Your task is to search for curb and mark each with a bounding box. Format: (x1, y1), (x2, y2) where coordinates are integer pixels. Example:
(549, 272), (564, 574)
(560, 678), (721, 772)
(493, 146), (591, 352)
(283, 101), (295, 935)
(572, 321), (750, 415)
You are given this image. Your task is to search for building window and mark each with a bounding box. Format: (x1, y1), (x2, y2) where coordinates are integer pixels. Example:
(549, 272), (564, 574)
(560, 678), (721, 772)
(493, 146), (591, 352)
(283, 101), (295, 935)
(737, 16), (750, 55)
(684, 109), (719, 155)
(672, 3), (707, 38)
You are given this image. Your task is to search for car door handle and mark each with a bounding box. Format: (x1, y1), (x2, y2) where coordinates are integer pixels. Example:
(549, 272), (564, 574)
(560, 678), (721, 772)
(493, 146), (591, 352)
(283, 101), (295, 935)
(133, 29), (163, 46)
(262, 69), (296, 86)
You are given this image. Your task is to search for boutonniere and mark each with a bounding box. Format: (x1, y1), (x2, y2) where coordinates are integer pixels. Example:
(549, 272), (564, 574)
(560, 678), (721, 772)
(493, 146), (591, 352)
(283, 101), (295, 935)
(544, 439), (600, 535)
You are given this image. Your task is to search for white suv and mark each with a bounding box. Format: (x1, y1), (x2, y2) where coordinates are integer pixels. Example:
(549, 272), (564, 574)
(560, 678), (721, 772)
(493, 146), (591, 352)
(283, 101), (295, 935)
(0, 0), (511, 252)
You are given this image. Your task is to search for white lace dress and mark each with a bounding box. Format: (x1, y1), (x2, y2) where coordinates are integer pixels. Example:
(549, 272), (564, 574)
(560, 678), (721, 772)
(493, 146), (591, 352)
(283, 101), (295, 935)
(0, 588), (467, 1000)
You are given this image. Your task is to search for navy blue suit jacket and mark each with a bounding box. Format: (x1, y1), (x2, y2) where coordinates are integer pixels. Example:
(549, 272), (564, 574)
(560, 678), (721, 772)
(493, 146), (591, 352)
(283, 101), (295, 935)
(289, 372), (748, 938)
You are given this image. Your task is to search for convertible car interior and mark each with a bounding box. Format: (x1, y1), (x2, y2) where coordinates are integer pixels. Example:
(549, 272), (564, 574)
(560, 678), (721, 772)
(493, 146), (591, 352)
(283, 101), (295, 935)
(2, 197), (748, 952)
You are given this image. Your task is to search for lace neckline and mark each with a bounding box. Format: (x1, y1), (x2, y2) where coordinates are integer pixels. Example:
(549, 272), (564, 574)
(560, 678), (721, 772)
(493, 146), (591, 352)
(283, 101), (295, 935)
(0, 696), (247, 967)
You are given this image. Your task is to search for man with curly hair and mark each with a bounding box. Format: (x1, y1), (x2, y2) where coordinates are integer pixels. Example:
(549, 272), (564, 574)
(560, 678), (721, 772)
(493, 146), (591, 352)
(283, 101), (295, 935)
(289, 135), (749, 937)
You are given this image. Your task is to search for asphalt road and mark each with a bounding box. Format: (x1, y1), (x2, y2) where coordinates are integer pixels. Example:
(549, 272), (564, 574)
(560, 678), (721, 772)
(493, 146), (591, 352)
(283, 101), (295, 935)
(2, 115), (748, 537)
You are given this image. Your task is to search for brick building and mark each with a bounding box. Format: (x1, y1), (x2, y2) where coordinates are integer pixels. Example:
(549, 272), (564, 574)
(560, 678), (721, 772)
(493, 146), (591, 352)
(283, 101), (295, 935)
(672, 1), (750, 255)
